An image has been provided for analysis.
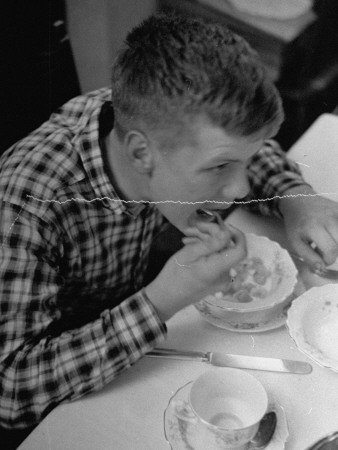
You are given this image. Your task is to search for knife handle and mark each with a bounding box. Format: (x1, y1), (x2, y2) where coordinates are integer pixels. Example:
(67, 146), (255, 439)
(146, 347), (209, 362)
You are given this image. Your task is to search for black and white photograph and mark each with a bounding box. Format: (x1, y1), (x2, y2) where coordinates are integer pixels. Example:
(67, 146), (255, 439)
(1, 1), (338, 449)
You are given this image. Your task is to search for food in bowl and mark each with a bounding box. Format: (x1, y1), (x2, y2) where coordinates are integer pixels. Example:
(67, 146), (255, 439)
(223, 256), (273, 303)
(195, 233), (298, 330)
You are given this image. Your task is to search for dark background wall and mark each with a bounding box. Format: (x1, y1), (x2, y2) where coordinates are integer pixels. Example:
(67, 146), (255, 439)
(0, 1), (81, 154)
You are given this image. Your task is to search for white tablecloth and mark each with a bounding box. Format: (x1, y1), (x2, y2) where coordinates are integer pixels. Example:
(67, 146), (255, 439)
(18, 114), (338, 450)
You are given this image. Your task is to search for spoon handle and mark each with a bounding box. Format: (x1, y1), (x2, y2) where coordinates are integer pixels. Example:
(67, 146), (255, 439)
(250, 411), (277, 450)
(289, 251), (338, 279)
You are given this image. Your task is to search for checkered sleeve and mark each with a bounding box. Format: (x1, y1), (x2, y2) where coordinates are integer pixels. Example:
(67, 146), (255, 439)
(244, 140), (312, 217)
(0, 203), (167, 429)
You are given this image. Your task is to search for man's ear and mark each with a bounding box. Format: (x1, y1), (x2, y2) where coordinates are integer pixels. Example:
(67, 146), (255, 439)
(124, 130), (154, 174)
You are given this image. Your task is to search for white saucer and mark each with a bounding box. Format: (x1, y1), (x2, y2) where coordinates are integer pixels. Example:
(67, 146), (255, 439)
(197, 305), (288, 333)
(197, 279), (306, 333)
(164, 382), (288, 450)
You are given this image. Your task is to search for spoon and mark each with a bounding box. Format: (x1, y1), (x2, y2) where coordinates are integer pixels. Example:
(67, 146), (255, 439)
(198, 209), (338, 280)
(195, 208), (239, 250)
(250, 411), (277, 449)
(196, 208), (225, 228)
(289, 252), (338, 280)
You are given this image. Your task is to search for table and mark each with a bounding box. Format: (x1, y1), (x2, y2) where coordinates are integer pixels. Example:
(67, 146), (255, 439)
(18, 114), (338, 450)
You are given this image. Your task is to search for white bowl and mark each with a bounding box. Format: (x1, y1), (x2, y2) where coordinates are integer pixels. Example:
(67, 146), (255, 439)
(195, 233), (298, 330)
(287, 284), (338, 372)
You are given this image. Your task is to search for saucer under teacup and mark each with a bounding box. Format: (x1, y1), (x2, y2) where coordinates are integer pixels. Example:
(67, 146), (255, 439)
(164, 381), (288, 450)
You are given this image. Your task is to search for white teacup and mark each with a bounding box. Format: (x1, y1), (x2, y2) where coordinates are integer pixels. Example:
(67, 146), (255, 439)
(174, 368), (268, 449)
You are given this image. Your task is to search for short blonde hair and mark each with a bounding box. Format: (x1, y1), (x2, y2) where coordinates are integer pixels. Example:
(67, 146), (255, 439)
(111, 13), (283, 148)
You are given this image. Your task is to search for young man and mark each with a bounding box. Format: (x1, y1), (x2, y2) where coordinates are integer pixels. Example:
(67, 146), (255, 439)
(1, 14), (337, 430)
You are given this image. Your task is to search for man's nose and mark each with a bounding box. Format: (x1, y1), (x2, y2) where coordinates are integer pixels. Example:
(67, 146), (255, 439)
(220, 170), (250, 202)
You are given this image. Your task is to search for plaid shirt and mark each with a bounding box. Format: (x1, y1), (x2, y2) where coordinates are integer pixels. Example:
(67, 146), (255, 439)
(0, 87), (307, 428)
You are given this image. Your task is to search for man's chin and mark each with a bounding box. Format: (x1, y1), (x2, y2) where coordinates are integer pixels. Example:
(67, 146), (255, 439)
(156, 209), (189, 232)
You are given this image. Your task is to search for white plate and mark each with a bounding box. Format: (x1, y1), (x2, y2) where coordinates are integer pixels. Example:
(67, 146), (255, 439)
(164, 381), (288, 450)
(287, 284), (338, 372)
(227, 0), (312, 20)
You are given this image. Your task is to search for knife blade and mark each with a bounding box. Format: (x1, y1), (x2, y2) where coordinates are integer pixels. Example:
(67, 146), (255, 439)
(146, 348), (312, 374)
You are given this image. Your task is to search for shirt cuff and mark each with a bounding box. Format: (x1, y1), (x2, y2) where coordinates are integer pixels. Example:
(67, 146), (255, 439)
(108, 290), (167, 365)
(266, 176), (313, 218)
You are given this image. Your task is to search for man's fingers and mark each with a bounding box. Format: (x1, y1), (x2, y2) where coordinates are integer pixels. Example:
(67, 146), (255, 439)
(226, 224), (247, 247)
(183, 227), (211, 240)
(181, 236), (199, 245)
(183, 222), (234, 252)
(307, 231), (338, 266)
(292, 239), (326, 272)
(220, 226), (247, 263)
(325, 221), (338, 259)
(180, 225), (246, 263)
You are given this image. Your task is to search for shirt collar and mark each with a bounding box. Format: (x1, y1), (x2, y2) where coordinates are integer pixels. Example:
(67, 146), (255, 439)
(74, 93), (147, 217)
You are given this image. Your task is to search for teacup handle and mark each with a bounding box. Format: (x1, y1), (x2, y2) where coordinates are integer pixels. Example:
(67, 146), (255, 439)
(172, 400), (199, 424)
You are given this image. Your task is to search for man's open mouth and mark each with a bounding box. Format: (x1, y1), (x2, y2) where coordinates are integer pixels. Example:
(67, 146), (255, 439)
(196, 205), (237, 220)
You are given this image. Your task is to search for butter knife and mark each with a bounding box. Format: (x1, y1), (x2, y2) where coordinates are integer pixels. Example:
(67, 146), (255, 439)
(146, 348), (312, 374)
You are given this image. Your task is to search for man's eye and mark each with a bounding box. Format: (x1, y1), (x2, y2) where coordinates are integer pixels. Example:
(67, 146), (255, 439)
(211, 163), (229, 172)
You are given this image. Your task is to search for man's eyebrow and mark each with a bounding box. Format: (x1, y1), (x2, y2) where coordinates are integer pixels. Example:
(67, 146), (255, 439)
(209, 149), (262, 164)
(203, 142), (265, 167)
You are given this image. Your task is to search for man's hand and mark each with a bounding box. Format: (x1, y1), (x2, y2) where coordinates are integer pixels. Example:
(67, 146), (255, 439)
(145, 222), (247, 322)
(279, 185), (338, 271)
